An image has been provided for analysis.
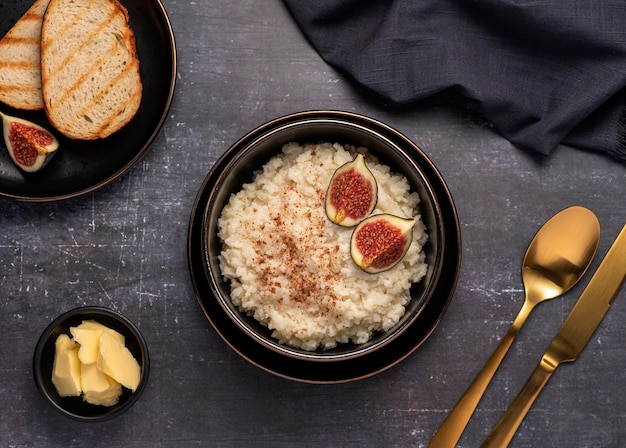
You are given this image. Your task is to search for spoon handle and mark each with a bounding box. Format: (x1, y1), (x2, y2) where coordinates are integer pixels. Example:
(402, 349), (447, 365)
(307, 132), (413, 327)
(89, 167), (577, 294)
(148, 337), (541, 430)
(428, 301), (533, 448)
(480, 357), (555, 447)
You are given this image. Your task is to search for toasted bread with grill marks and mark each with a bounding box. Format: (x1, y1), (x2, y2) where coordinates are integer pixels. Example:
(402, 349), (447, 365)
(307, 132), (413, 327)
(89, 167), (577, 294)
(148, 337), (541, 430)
(0, 0), (51, 110)
(41, 0), (142, 140)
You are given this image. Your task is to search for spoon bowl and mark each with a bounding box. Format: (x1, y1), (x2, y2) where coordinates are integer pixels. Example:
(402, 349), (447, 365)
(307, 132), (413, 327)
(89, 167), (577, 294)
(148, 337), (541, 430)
(523, 210), (601, 302)
(428, 205), (600, 447)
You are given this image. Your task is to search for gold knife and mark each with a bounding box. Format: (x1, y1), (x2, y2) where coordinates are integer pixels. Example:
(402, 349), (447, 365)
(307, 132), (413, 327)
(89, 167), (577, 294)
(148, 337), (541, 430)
(481, 224), (626, 448)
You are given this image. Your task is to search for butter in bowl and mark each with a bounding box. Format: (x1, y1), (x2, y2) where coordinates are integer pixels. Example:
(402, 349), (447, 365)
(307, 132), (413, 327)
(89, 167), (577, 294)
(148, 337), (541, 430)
(33, 306), (149, 422)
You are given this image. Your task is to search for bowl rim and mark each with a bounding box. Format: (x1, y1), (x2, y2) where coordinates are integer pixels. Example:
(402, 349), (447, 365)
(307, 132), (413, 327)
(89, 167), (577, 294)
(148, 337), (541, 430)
(188, 110), (461, 381)
(32, 306), (150, 422)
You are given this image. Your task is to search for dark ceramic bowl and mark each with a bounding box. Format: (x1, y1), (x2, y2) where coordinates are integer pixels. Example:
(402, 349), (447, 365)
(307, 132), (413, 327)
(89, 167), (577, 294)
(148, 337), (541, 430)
(190, 110), (461, 382)
(33, 306), (150, 421)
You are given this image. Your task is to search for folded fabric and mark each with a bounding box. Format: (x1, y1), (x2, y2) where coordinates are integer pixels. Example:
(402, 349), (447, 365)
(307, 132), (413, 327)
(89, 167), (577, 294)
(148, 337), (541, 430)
(283, 0), (626, 162)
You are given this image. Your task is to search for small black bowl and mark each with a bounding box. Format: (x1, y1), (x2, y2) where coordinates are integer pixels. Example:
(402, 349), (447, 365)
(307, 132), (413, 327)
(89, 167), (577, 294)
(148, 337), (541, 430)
(33, 306), (150, 421)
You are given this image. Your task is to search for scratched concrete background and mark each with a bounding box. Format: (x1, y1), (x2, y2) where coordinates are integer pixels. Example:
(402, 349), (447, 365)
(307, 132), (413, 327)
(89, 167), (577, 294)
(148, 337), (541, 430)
(1, 0), (626, 447)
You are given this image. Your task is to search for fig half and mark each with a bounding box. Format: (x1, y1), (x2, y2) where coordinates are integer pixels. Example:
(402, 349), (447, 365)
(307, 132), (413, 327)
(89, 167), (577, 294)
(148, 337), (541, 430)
(325, 153), (377, 227)
(350, 214), (416, 274)
(1, 111), (59, 173)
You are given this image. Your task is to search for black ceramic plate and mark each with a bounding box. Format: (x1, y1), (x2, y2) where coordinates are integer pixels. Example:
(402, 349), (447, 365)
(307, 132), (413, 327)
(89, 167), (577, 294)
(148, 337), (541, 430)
(0, 0), (176, 201)
(187, 113), (462, 383)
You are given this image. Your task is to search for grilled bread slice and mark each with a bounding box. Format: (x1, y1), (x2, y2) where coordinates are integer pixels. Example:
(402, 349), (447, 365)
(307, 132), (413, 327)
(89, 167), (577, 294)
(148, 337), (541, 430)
(41, 0), (142, 140)
(0, 0), (50, 110)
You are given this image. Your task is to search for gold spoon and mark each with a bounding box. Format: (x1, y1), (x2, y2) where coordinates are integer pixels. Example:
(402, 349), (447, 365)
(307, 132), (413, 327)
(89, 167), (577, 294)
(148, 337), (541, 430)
(428, 205), (600, 448)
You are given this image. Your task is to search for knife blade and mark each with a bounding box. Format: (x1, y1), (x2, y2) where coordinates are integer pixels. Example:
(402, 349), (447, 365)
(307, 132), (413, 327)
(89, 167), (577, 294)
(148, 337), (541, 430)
(481, 224), (626, 448)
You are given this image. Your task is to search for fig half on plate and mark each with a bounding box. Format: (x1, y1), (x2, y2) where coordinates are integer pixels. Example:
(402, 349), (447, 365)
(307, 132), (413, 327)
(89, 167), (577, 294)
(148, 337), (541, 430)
(1, 111), (59, 173)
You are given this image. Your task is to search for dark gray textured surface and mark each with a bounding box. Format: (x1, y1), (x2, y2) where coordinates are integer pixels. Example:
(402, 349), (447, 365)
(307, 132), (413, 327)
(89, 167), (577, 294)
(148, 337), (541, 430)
(1, 0), (625, 446)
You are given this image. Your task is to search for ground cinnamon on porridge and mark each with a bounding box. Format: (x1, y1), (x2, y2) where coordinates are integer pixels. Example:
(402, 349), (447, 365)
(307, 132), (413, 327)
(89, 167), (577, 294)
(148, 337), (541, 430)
(217, 142), (428, 351)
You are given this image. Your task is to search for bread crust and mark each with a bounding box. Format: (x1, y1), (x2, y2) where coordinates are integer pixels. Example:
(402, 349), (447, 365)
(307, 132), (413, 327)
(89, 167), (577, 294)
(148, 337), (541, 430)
(41, 0), (143, 140)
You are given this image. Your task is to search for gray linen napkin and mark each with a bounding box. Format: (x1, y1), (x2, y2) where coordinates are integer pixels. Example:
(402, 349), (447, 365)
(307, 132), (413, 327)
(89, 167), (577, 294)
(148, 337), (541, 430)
(283, 0), (626, 162)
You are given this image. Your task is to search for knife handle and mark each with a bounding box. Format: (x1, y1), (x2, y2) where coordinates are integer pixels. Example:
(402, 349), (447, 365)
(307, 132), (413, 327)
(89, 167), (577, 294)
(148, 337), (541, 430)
(481, 356), (557, 448)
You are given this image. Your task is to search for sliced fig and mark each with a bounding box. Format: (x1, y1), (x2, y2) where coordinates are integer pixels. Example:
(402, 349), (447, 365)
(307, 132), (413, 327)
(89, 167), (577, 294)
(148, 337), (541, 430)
(350, 214), (415, 274)
(1, 111), (59, 173)
(325, 153), (377, 227)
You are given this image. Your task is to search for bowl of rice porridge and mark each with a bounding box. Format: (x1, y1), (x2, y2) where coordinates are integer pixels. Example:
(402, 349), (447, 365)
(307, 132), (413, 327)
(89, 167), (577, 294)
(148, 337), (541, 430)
(188, 110), (461, 382)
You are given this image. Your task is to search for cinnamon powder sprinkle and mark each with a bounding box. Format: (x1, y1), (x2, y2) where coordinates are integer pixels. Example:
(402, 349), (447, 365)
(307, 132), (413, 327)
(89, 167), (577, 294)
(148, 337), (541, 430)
(217, 142), (428, 351)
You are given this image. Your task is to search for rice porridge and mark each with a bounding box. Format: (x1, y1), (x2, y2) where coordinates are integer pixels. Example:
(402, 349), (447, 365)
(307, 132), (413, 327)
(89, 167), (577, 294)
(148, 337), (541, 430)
(217, 142), (428, 351)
